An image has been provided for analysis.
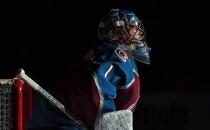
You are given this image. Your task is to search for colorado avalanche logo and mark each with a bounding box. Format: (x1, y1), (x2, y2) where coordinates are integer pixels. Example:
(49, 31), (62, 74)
(115, 48), (128, 62)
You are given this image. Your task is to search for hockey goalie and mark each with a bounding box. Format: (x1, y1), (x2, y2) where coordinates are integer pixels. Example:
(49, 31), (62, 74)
(0, 8), (150, 130)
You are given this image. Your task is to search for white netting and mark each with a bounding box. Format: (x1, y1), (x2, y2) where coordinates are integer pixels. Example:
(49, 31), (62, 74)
(0, 80), (13, 130)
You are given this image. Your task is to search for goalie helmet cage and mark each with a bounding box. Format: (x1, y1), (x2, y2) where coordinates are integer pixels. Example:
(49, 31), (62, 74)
(0, 79), (32, 130)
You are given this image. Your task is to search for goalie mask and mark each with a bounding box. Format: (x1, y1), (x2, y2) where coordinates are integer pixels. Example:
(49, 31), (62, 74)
(98, 9), (151, 64)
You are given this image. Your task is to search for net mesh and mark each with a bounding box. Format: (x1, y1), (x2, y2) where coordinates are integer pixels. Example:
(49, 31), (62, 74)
(0, 81), (13, 130)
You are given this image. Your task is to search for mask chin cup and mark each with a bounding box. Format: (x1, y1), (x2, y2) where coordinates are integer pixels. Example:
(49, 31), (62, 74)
(121, 43), (151, 64)
(130, 47), (150, 64)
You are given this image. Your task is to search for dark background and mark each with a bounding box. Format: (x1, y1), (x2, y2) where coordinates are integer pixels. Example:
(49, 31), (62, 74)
(1, 0), (210, 129)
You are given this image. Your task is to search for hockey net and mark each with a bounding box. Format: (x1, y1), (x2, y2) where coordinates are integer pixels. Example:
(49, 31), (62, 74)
(0, 79), (32, 130)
